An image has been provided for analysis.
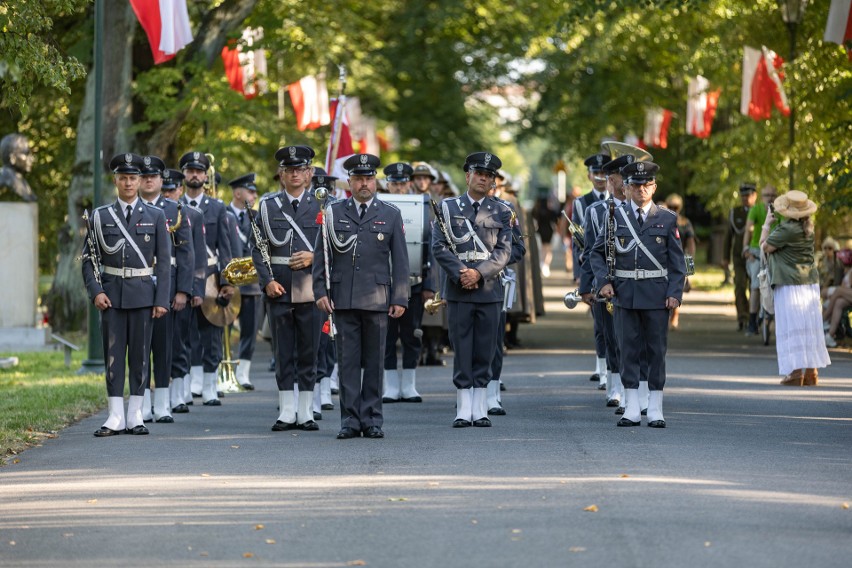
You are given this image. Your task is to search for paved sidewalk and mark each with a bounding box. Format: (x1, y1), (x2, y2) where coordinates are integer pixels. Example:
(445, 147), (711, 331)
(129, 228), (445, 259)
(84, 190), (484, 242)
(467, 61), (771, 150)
(1, 268), (850, 567)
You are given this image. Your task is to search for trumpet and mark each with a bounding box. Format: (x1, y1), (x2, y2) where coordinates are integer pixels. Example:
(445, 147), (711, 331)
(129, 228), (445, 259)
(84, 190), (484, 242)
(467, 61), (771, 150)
(424, 291), (445, 315)
(563, 288), (614, 314)
(561, 210), (585, 250)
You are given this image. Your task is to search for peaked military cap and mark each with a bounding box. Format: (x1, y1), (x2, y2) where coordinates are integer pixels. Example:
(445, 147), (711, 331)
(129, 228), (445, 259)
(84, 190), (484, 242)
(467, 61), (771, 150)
(140, 155), (166, 176)
(161, 169), (184, 190)
(275, 145), (315, 167)
(229, 173), (257, 192)
(344, 153), (381, 176)
(179, 151), (210, 171)
(312, 166), (338, 188)
(739, 182), (756, 194)
(601, 154), (637, 175)
(621, 161), (659, 185)
(109, 152), (145, 175)
(463, 151), (502, 174)
(384, 162), (413, 182)
(412, 162), (436, 180)
(583, 153), (612, 172)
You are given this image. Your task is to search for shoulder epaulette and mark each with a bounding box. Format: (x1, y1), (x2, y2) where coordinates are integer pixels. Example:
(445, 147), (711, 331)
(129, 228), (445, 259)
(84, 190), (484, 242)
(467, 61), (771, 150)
(659, 207), (677, 217)
(382, 200), (401, 211)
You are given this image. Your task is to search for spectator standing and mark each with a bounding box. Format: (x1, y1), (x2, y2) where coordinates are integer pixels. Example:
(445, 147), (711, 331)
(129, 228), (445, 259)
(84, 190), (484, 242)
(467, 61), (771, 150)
(743, 185), (781, 335)
(722, 183), (757, 331)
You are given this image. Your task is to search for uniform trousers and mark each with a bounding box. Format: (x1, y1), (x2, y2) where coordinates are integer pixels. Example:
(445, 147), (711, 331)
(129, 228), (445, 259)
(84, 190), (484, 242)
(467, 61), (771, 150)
(384, 285), (424, 370)
(100, 307), (153, 397)
(601, 303), (620, 374)
(189, 307), (202, 367)
(448, 301), (501, 389)
(149, 307), (174, 388)
(732, 258), (749, 324)
(237, 294), (263, 360)
(489, 310), (508, 381)
(196, 307), (223, 373)
(592, 300), (607, 358)
(267, 301), (321, 391)
(315, 329), (335, 382)
(171, 305), (191, 379)
(335, 310), (387, 431)
(616, 306), (669, 391)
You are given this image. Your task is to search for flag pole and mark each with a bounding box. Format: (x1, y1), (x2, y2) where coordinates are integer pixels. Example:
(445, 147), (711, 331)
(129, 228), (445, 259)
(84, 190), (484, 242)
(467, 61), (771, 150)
(325, 64), (347, 173)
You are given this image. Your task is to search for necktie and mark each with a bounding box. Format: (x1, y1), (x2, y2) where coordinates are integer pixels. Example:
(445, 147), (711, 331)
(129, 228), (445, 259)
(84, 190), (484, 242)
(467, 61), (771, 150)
(292, 199), (299, 213)
(637, 209), (644, 227)
(472, 202), (480, 216)
(125, 204), (132, 223)
(190, 199), (197, 207)
(238, 211), (245, 224)
(359, 203), (367, 219)
(599, 193), (605, 201)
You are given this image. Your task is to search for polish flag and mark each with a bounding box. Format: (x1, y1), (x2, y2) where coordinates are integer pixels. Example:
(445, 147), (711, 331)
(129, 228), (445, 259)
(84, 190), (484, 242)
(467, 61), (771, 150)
(221, 28), (267, 100)
(326, 98), (355, 178)
(357, 116), (380, 157)
(824, 0), (852, 58)
(686, 76), (720, 138)
(130, 0), (193, 64)
(288, 76), (331, 131)
(741, 46), (790, 120)
(644, 108), (673, 149)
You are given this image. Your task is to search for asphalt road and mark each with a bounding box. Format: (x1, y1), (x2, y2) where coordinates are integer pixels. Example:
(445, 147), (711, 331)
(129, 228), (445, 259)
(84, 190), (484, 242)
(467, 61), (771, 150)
(1, 268), (850, 567)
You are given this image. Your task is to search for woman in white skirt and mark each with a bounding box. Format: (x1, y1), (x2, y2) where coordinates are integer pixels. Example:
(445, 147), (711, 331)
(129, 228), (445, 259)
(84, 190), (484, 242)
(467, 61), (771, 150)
(760, 190), (831, 385)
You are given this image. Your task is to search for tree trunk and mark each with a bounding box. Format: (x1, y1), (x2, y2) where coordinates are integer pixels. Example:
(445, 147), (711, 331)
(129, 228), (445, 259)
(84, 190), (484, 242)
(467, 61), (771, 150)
(44, 3), (136, 332)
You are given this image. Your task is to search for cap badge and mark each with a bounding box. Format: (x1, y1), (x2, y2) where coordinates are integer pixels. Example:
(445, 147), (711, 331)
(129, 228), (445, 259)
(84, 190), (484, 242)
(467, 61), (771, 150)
(163, 171), (170, 179)
(193, 152), (201, 161)
(317, 176), (325, 185)
(143, 156), (151, 166)
(626, 156), (635, 164)
(360, 154), (369, 165)
(484, 153), (492, 166)
(289, 146), (297, 158)
(396, 163), (403, 173)
(637, 163), (645, 172)
(124, 153), (132, 164)
(596, 155), (603, 166)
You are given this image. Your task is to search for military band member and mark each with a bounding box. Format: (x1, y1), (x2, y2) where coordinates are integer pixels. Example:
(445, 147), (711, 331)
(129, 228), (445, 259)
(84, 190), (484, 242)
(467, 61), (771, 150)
(313, 153), (409, 439)
(226, 173), (262, 390)
(591, 161), (686, 428)
(573, 153), (611, 384)
(138, 156), (195, 423)
(432, 152), (512, 428)
(179, 151), (234, 406)
(254, 146), (324, 431)
(382, 162), (435, 403)
(82, 153), (171, 436)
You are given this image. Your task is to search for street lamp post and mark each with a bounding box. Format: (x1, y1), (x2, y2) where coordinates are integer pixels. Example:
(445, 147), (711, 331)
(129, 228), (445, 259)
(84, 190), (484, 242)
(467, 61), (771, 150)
(778, 0), (808, 192)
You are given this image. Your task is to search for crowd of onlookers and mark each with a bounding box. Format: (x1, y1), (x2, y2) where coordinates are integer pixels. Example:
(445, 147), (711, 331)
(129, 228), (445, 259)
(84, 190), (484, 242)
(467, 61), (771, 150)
(818, 237), (852, 348)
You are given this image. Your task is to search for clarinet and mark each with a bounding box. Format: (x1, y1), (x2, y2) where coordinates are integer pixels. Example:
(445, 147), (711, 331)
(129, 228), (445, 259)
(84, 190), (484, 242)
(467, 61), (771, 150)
(606, 199), (616, 281)
(244, 200), (273, 277)
(77, 209), (103, 285)
(430, 198), (459, 256)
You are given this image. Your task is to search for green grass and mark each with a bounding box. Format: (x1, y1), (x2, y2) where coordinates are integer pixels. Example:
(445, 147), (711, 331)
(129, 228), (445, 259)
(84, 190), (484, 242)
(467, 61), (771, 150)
(0, 349), (104, 462)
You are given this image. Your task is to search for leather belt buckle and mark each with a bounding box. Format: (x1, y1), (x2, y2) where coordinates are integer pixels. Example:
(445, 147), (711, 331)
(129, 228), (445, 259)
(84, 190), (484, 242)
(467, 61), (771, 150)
(636, 269), (645, 279)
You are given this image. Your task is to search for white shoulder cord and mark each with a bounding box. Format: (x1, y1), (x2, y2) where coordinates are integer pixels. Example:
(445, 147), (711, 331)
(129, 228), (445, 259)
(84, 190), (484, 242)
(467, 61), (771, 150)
(617, 208), (665, 272)
(105, 207), (149, 269)
(260, 198), (293, 248)
(94, 208), (125, 255)
(325, 203), (357, 253)
(441, 199), (474, 245)
(272, 196), (314, 252)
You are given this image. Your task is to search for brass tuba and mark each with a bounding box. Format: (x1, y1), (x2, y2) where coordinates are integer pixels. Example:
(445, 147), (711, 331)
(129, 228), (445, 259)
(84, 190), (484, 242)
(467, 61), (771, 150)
(424, 290), (445, 315)
(223, 256), (258, 285)
(600, 141), (654, 162)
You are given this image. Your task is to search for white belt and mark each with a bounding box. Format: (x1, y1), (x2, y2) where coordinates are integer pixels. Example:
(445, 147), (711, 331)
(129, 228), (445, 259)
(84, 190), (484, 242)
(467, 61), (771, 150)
(615, 268), (668, 280)
(170, 257), (176, 266)
(103, 266), (155, 278)
(457, 251), (489, 261)
(207, 256), (218, 267)
(270, 256), (292, 265)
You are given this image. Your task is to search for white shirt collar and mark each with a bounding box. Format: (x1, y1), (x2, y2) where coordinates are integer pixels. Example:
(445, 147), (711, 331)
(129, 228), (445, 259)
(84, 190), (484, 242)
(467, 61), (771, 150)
(284, 189), (305, 204)
(465, 193), (485, 206)
(632, 201), (652, 217)
(355, 197), (373, 210)
(229, 202), (244, 216)
(117, 197), (139, 211)
(593, 189), (609, 201)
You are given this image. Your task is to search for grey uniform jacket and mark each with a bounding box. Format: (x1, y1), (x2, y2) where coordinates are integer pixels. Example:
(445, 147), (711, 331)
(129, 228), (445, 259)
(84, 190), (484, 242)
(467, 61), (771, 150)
(182, 194), (232, 285)
(180, 203), (208, 298)
(150, 196), (194, 300)
(432, 194), (512, 304)
(589, 202), (686, 310)
(497, 197), (526, 265)
(225, 207), (262, 295)
(312, 197), (409, 311)
(253, 192), (322, 304)
(579, 197), (619, 295)
(82, 201), (171, 310)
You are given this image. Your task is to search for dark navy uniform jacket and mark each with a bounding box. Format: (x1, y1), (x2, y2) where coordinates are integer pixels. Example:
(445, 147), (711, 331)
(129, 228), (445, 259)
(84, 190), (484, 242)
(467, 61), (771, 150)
(181, 194), (232, 285)
(579, 197), (623, 295)
(313, 197), (409, 311)
(82, 200), (171, 309)
(432, 193), (512, 304)
(148, 196), (194, 300)
(590, 202), (686, 310)
(253, 191), (322, 304)
(180, 202), (208, 298)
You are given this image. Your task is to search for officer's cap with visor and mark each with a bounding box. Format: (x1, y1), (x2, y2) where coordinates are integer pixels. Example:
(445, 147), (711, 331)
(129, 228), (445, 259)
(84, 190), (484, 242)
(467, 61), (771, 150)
(161, 169), (184, 190)
(344, 153), (381, 176)
(411, 162), (436, 180)
(275, 145), (315, 168)
(601, 154), (636, 176)
(384, 162), (413, 182)
(178, 151), (210, 172)
(739, 182), (757, 194)
(140, 155), (166, 176)
(109, 153), (145, 175)
(228, 173), (257, 192)
(311, 166), (338, 189)
(621, 161), (660, 185)
(463, 151), (502, 175)
(583, 153), (611, 173)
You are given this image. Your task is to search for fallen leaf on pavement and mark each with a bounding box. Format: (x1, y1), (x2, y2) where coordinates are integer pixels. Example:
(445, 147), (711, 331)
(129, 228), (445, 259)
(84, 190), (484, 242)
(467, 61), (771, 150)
(841, 503), (849, 509)
(9, 541), (15, 546)
(569, 547), (586, 553)
(583, 505), (599, 512)
(265, 539), (276, 544)
(347, 561), (367, 566)
(471, 520), (478, 525)
(620, 474), (630, 478)
(87, 499), (98, 504)
(387, 497), (408, 502)
(705, 542), (712, 547)
(200, 474), (210, 478)
(254, 524), (264, 530)
(12, 459), (20, 464)
(199, 552), (208, 557)
(63, 533), (73, 538)
(243, 553), (254, 558)
(231, 445), (240, 449)
(511, 529), (522, 534)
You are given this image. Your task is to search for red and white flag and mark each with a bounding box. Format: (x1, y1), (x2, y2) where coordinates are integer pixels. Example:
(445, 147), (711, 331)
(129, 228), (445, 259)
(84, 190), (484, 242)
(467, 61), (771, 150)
(741, 45), (790, 120)
(221, 28), (267, 100)
(686, 76), (720, 138)
(288, 76), (330, 131)
(130, 0), (193, 64)
(325, 98), (355, 177)
(644, 108), (673, 148)
(824, 0), (852, 58)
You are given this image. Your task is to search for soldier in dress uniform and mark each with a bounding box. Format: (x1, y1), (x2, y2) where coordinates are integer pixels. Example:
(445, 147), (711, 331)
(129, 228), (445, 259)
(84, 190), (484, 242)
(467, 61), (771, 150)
(381, 162), (436, 403)
(590, 161), (686, 428)
(137, 156), (195, 424)
(179, 151), (234, 406)
(572, 153), (611, 385)
(82, 153), (171, 436)
(432, 151), (513, 428)
(313, 153), (409, 439)
(226, 173), (262, 390)
(254, 146), (324, 431)
(723, 182), (757, 331)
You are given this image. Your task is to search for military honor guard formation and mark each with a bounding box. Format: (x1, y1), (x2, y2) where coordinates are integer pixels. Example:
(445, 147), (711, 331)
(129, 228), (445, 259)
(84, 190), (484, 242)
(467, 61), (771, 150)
(81, 143), (687, 439)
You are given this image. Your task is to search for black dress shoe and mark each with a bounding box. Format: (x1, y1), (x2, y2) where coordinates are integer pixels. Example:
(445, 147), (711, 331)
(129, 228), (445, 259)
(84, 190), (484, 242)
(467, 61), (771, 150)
(648, 420), (666, 428)
(271, 421), (298, 431)
(499, 383), (506, 392)
(125, 425), (149, 435)
(589, 373), (600, 382)
(143, 418), (153, 424)
(313, 411), (322, 421)
(300, 421), (319, 431)
(267, 358), (275, 372)
(640, 408), (648, 416)
(239, 383), (255, 391)
(155, 416), (174, 424)
(452, 419), (472, 428)
(597, 384), (607, 391)
(191, 392), (202, 398)
(172, 404), (189, 414)
(331, 388), (339, 395)
(337, 427), (360, 439)
(217, 390), (224, 398)
(606, 399), (620, 407)
(203, 399), (222, 406)
(617, 418), (641, 427)
(615, 406), (625, 415)
(94, 426), (123, 437)
(488, 407), (506, 416)
(401, 396), (422, 403)
(185, 400), (193, 406)
(382, 397), (400, 403)
(473, 417), (492, 427)
(363, 426), (384, 438)
(321, 403), (334, 410)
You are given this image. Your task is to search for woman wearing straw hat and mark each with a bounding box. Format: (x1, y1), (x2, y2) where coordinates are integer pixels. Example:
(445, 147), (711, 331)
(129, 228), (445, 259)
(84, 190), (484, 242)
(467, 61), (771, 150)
(760, 190), (831, 385)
